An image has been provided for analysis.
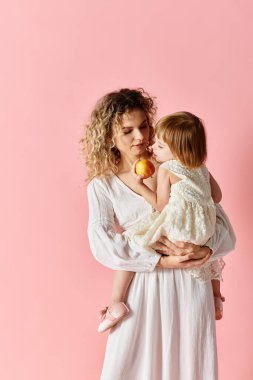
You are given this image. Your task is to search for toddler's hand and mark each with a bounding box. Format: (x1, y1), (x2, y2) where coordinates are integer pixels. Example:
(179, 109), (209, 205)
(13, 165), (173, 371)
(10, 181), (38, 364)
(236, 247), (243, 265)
(131, 160), (144, 185)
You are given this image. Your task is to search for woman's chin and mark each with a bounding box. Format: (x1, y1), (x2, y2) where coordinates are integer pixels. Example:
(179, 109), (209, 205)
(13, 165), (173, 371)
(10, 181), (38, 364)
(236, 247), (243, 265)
(131, 146), (148, 156)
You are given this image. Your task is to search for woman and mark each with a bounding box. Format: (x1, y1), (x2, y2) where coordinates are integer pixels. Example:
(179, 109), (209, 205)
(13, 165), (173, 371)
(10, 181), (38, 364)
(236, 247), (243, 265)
(83, 88), (235, 380)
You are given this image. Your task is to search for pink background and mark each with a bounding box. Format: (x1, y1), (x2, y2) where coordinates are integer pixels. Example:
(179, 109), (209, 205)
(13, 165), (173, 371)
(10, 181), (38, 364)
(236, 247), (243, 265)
(1, 0), (252, 379)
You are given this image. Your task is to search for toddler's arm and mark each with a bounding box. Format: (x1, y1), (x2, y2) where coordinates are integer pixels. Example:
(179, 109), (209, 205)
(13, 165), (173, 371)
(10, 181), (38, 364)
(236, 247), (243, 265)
(209, 173), (222, 203)
(134, 166), (171, 211)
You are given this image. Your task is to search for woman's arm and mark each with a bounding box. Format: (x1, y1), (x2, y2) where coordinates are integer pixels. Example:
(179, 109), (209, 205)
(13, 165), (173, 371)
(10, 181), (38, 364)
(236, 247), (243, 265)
(87, 178), (161, 272)
(87, 177), (212, 272)
(205, 204), (236, 261)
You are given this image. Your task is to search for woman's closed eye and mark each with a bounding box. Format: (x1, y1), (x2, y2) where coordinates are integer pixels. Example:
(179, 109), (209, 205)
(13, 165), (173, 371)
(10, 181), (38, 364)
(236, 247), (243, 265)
(122, 124), (148, 135)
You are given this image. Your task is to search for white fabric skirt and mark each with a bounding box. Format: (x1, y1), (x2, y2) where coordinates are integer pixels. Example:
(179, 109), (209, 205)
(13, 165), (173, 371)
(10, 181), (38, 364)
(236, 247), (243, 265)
(101, 268), (218, 380)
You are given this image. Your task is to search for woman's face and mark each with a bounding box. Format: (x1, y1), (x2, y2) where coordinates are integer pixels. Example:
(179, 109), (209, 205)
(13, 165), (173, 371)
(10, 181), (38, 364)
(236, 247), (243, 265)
(113, 109), (150, 159)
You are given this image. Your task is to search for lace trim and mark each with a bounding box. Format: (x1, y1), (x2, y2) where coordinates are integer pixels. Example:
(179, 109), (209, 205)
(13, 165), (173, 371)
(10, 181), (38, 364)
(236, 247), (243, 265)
(185, 258), (226, 282)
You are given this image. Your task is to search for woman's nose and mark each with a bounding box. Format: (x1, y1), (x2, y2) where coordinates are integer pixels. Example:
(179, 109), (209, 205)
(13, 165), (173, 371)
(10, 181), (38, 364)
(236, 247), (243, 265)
(133, 128), (144, 140)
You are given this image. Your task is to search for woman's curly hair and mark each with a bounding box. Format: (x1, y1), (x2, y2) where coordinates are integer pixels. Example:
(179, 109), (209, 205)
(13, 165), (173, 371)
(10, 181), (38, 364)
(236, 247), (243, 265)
(80, 88), (157, 181)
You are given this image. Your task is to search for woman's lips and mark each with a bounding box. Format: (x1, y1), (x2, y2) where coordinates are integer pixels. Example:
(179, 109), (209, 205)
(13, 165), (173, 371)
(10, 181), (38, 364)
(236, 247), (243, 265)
(132, 143), (144, 148)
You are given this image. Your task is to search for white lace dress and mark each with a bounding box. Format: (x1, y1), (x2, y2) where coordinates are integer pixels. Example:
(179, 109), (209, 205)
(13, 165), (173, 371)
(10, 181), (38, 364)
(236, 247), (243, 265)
(125, 160), (225, 282)
(87, 174), (236, 380)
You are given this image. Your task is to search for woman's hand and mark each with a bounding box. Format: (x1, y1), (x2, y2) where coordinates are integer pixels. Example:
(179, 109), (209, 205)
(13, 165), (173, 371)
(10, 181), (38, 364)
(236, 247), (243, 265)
(156, 249), (212, 269)
(151, 236), (209, 258)
(151, 236), (213, 269)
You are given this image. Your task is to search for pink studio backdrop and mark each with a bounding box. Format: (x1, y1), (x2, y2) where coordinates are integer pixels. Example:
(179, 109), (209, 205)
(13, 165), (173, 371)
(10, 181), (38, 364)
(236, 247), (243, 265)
(0, 0), (252, 379)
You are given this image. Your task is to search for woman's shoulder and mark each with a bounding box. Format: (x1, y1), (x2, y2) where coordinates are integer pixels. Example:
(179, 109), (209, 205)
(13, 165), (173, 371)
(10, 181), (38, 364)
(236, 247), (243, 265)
(87, 174), (115, 192)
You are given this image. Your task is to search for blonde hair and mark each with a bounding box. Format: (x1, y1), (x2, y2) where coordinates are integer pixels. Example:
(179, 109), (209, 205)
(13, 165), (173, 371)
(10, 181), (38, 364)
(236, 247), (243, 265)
(81, 88), (157, 181)
(156, 111), (207, 169)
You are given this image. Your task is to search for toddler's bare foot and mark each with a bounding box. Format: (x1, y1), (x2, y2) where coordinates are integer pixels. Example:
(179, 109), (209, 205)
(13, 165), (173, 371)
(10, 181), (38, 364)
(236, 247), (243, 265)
(214, 295), (225, 320)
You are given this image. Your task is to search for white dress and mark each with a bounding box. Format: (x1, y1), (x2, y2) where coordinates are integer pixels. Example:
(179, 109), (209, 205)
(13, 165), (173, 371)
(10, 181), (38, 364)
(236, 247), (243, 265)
(87, 174), (236, 380)
(124, 160), (223, 282)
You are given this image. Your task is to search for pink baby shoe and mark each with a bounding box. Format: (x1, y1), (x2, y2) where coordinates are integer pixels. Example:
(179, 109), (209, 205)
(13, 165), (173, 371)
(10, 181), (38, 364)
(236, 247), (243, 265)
(98, 302), (129, 333)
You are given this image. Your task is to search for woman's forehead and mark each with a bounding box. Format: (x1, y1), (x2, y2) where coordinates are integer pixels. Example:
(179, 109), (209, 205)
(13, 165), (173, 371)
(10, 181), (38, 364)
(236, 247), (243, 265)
(121, 109), (147, 127)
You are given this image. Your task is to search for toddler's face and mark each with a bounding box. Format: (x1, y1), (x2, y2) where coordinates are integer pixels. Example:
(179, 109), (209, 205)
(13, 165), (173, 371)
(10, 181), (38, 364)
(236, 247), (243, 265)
(152, 137), (175, 162)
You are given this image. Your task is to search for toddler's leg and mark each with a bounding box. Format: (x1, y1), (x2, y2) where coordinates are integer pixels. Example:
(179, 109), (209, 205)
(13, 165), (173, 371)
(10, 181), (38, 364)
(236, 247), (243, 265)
(98, 271), (134, 333)
(110, 270), (135, 304)
(211, 279), (225, 320)
(212, 279), (221, 298)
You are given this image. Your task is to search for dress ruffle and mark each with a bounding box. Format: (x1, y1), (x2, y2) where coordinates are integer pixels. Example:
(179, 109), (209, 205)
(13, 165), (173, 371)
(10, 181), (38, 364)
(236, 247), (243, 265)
(125, 199), (216, 246)
(186, 258), (226, 282)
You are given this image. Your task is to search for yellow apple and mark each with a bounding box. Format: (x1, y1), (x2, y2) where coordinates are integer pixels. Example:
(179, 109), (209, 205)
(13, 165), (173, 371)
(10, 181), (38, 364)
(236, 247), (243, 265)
(135, 159), (155, 179)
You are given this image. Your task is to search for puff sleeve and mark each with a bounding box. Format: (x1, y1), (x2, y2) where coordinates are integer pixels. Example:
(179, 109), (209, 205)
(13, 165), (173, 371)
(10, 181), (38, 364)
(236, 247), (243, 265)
(206, 204), (236, 261)
(185, 204), (236, 282)
(87, 178), (161, 272)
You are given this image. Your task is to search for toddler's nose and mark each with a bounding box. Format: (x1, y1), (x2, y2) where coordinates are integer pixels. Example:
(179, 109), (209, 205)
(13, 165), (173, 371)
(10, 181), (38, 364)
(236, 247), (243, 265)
(151, 142), (157, 150)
